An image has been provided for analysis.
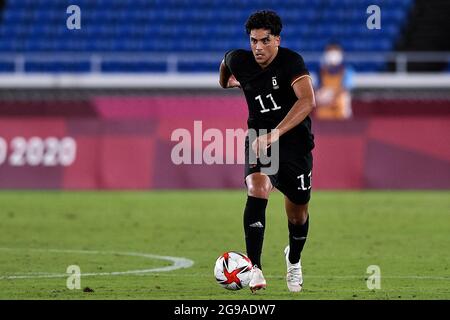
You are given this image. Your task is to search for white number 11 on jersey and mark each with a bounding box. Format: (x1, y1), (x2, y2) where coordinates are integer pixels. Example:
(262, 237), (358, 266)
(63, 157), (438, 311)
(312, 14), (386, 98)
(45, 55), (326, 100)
(255, 94), (282, 113)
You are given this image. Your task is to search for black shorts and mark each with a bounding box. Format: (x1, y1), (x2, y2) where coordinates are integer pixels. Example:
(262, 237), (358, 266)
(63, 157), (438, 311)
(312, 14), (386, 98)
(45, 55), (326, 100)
(245, 139), (313, 205)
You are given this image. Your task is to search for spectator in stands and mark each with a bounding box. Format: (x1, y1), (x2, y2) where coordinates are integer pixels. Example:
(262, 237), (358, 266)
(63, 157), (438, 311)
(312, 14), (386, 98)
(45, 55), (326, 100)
(315, 43), (353, 120)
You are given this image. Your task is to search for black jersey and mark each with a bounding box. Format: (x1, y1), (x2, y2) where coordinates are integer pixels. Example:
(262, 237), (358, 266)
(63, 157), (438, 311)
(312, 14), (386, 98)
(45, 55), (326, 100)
(224, 47), (314, 157)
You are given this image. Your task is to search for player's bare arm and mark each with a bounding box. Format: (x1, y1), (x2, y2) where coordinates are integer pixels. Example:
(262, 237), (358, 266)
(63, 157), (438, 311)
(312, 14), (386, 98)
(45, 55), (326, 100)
(219, 60), (241, 89)
(252, 76), (315, 156)
(276, 76), (316, 135)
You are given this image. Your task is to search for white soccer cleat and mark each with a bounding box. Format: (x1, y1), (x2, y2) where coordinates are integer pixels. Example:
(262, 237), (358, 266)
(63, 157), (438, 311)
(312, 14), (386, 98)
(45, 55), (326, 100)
(249, 265), (267, 293)
(284, 245), (303, 292)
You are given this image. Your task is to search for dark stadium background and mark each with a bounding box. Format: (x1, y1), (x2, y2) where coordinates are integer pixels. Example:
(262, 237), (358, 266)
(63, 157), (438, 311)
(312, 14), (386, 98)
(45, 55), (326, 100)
(0, 0), (448, 190)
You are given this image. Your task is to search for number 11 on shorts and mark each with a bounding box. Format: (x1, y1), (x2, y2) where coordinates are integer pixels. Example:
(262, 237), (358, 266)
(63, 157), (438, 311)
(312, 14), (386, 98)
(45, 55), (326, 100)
(297, 171), (312, 190)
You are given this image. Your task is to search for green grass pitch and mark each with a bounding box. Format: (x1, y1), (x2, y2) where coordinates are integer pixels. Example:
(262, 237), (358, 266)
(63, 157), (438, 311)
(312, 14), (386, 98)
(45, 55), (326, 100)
(0, 190), (449, 300)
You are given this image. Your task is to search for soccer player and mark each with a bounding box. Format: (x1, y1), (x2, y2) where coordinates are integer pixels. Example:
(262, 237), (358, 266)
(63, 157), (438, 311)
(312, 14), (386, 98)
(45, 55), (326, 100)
(219, 10), (316, 293)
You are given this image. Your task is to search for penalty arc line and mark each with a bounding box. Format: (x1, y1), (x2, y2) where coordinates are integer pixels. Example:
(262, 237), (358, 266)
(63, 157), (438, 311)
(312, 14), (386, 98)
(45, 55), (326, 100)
(0, 248), (194, 280)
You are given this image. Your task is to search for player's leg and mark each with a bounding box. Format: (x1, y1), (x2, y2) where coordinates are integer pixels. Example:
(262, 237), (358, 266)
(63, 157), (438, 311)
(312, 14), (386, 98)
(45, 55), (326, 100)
(283, 197), (309, 292)
(278, 157), (311, 264)
(276, 153), (313, 292)
(285, 198), (309, 265)
(244, 172), (273, 293)
(244, 172), (272, 269)
(244, 135), (277, 292)
(243, 134), (274, 270)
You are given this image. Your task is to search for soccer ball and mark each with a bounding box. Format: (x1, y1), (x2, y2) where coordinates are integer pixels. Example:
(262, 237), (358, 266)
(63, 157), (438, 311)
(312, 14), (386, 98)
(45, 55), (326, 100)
(214, 251), (253, 290)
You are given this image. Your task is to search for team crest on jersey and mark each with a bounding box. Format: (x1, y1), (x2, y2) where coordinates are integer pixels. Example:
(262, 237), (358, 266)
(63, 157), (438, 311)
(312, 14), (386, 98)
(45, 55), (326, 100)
(272, 76), (279, 90)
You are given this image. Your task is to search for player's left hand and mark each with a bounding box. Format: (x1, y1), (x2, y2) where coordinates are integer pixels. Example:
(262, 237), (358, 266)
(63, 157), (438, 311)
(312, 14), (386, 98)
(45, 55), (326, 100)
(251, 131), (280, 158)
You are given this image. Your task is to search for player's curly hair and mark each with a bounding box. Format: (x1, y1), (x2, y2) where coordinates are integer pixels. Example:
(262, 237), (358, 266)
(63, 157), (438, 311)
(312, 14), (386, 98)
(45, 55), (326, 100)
(245, 10), (282, 36)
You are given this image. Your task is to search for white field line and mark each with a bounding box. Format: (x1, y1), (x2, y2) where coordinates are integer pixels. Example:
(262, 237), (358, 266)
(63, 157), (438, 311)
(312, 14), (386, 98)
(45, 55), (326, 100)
(0, 248), (448, 282)
(0, 248), (194, 280)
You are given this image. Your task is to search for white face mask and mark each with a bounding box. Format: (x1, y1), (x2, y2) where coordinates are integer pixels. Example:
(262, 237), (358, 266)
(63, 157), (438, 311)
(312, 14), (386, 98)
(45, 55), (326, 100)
(324, 49), (343, 66)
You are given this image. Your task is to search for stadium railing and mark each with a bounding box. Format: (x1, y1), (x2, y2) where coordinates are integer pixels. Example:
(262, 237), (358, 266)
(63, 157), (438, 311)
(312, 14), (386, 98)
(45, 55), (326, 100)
(0, 51), (449, 89)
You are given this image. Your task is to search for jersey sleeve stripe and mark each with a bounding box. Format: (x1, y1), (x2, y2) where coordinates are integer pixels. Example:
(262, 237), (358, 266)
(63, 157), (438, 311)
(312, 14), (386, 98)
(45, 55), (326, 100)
(291, 74), (312, 87)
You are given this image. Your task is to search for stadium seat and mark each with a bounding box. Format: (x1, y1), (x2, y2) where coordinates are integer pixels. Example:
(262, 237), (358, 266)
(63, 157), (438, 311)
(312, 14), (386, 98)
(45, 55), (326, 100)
(0, 0), (414, 73)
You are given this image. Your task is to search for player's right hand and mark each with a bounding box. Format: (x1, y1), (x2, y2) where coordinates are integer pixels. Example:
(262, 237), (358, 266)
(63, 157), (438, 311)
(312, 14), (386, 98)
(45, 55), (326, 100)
(227, 75), (241, 88)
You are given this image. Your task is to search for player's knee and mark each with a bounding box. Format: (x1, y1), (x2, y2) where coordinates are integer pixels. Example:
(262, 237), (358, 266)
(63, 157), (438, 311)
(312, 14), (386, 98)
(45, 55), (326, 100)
(247, 178), (272, 198)
(246, 174), (272, 198)
(247, 184), (271, 198)
(288, 208), (308, 225)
